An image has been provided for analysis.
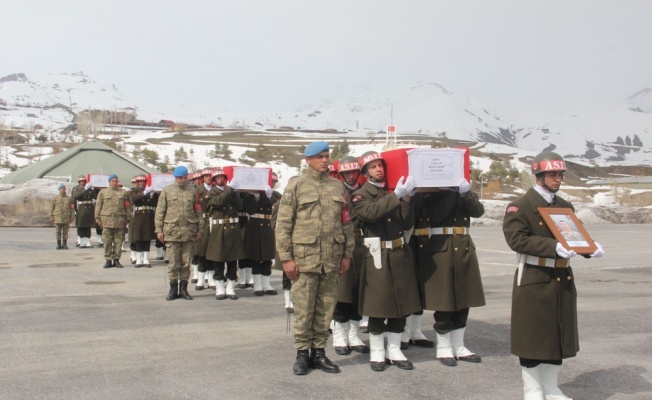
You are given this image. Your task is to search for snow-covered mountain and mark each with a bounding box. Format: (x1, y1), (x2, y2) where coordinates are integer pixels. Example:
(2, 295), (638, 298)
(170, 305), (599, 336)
(1, 72), (651, 165)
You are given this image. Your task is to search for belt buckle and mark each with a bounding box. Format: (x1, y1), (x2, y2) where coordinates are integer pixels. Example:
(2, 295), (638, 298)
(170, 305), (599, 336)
(555, 259), (568, 268)
(453, 227), (465, 235)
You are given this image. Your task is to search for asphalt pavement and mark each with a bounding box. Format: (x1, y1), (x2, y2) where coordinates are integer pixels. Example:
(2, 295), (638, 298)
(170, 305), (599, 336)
(0, 225), (651, 400)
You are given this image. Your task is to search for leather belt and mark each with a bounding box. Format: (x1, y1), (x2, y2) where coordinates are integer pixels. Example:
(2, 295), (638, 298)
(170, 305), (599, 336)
(77, 201), (93, 205)
(413, 227), (469, 236)
(353, 229), (363, 237)
(524, 255), (568, 268)
(211, 217), (239, 225)
(135, 206), (155, 211)
(380, 237), (405, 250)
(250, 213), (272, 220)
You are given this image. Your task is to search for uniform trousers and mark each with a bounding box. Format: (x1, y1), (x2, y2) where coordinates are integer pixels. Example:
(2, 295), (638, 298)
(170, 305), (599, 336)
(102, 227), (124, 260)
(433, 308), (469, 334)
(214, 261), (238, 281)
(166, 241), (193, 281)
(76, 227), (91, 238)
(250, 260), (272, 276)
(368, 317), (406, 335)
(333, 302), (362, 323)
(292, 271), (338, 350)
(131, 240), (151, 252)
(54, 223), (69, 241)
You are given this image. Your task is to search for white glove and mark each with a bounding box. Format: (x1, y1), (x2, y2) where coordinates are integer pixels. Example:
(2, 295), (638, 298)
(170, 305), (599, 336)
(227, 178), (240, 191)
(143, 186), (154, 195)
(556, 243), (577, 259)
(264, 185), (274, 200)
(458, 179), (471, 195)
(394, 176), (416, 199)
(591, 242), (605, 258)
(84, 182), (92, 191)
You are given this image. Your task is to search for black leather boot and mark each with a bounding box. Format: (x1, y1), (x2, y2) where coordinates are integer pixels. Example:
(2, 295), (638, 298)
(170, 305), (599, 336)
(179, 280), (193, 300)
(166, 281), (178, 301)
(310, 348), (340, 373)
(62, 240), (68, 249)
(113, 259), (123, 268)
(56, 240), (62, 250)
(293, 350), (310, 375)
(103, 260), (113, 268)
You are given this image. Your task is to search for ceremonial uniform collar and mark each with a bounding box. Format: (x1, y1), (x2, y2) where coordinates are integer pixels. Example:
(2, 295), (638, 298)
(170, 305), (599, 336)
(533, 184), (555, 204)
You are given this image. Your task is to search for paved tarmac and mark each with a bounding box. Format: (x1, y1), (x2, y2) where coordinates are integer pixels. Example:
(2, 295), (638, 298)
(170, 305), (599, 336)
(0, 225), (651, 400)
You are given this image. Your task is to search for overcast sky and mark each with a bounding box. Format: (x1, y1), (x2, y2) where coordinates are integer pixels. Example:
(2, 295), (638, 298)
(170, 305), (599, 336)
(2, 0), (651, 114)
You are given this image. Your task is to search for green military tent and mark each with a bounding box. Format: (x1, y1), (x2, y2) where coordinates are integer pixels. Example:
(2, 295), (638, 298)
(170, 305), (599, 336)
(1, 141), (157, 184)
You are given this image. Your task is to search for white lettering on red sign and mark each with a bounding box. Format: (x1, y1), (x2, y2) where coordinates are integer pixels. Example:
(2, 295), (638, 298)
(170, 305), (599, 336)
(540, 160), (566, 171)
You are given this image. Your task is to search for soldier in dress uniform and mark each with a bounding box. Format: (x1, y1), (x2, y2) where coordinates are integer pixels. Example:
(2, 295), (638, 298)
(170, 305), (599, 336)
(190, 170), (205, 285)
(95, 174), (131, 268)
(50, 183), (73, 249)
(191, 169), (213, 289)
(351, 151), (421, 372)
(128, 176), (140, 264)
(503, 152), (604, 400)
(129, 175), (157, 268)
(205, 169), (245, 300)
(412, 179), (485, 367)
(71, 175), (96, 248)
(236, 191), (254, 290)
(155, 166), (203, 301)
(242, 177), (278, 297)
(276, 141), (355, 376)
(331, 156), (370, 356)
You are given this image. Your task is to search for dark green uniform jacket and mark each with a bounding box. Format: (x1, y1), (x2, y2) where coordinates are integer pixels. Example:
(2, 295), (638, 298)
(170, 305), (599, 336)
(129, 188), (157, 242)
(416, 190), (486, 312)
(337, 184), (366, 304)
(71, 185), (96, 228)
(351, 182), (421, 319)
(243, 193), (276, 262)
(194, 184), (211, 257)
(503, 187), (579, 361)
(205, 185), (246, 262)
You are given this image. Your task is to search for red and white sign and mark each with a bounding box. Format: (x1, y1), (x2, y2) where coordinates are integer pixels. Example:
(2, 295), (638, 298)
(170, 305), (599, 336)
(147, 173), (175, 192)
(387, 125), (396, 133)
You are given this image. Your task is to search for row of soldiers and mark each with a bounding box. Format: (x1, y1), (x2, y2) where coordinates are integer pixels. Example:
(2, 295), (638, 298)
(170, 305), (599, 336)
(275, 142), (486, 376)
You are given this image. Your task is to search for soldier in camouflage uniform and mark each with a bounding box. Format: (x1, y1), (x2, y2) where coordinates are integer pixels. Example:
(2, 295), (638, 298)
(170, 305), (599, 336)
(95, 174), (131, 269)
(129, 175), (157, 268)
(276, 141), (355, 376)
(155, 166), (203, 301)
(205, 169), (245, 300)
(71, 175), (96, 248)
(351, 151), (421, 372)
(331, 156), (370, 356)
(50, 183), (73, 249)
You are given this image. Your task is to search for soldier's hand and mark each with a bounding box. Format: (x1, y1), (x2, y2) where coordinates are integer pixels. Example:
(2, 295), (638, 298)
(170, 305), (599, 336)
(157, 232), (165, 242)
(195, 232), (202, 241)
(283, 260), (299, 281)
(339, 257), (351, 275)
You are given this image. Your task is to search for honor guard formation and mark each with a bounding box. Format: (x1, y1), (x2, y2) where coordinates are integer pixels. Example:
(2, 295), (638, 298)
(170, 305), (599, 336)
(50, 144), (604, 399)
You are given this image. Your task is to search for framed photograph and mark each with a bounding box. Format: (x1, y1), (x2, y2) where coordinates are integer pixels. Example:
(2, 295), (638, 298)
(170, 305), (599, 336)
(538, 207), (597, 255)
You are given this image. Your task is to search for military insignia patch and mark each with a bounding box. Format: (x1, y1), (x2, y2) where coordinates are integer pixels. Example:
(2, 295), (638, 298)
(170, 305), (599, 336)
(341, 208), (352, 223)
(506, 206), (519, 213)
(281, 193), (292, 205)
(352, 195), (362, 203)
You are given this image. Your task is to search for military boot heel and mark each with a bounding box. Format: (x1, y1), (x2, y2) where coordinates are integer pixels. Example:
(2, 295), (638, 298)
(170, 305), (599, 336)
(56, 240), (62, 250)
(309, 348), (340, 373)
(62, 240), (69, 249)
(293, 350), (310, 376)
(166, 281), (179, 301)
(179, 280), (193, 300)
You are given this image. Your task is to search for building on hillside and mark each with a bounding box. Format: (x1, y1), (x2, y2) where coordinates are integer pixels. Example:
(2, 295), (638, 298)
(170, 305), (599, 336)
(1, 141), (157, 184)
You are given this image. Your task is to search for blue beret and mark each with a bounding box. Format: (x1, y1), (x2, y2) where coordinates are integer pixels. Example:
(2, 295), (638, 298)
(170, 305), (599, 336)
(107, 174), (118, 182)
(173, 165), (189, 177)
(57, 183), (65, 191)
(304, 141), (329, 157)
